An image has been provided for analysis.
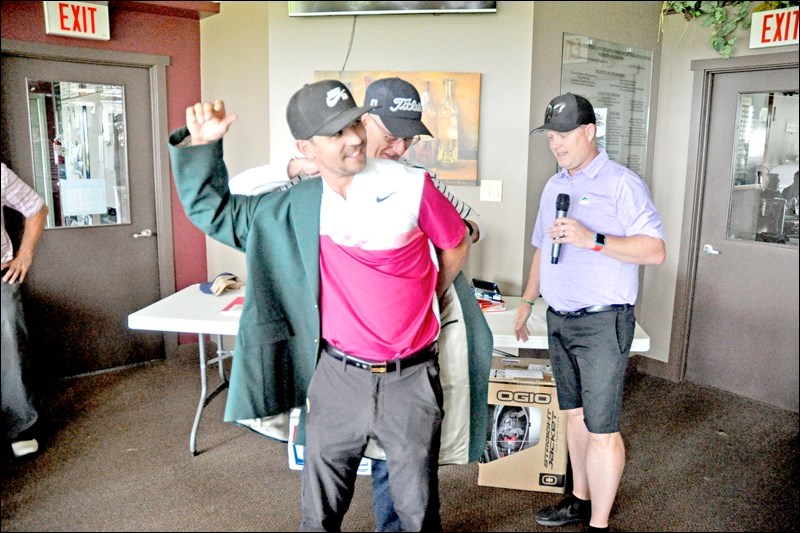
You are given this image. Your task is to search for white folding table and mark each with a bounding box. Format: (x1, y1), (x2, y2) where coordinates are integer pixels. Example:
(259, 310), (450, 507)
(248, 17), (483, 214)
(127, 283), (243, 456)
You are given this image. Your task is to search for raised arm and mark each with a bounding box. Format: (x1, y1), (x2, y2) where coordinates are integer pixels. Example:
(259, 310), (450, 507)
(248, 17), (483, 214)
(168, 99), (256, 252)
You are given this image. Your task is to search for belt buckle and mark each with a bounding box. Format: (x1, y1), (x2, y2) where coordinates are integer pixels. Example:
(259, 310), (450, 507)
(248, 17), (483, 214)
(370, 364), (387, 374)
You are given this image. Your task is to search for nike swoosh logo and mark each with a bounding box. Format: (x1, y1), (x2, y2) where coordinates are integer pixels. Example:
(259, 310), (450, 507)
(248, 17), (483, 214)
(376, 192), (398, 203)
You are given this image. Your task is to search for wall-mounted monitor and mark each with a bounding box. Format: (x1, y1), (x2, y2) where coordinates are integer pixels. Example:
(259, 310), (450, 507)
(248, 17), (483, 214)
(288, 1), (497, 17)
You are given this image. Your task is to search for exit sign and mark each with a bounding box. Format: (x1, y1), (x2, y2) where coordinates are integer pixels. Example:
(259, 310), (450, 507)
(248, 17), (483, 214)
(43, 1), (110, 41)
(749, 6), (799, 49)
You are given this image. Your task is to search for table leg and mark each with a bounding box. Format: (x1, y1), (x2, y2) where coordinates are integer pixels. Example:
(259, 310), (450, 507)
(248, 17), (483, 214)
(189, 333), (232, 456)
(216, 334), (228, 382)
(189, 335), (208, 456)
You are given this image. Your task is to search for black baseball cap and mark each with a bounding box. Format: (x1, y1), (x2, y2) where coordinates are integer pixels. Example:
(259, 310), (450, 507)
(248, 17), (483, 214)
(364, 77), (432, 138)
(531, 93), (596, 134)
(286, 79), (377, 140)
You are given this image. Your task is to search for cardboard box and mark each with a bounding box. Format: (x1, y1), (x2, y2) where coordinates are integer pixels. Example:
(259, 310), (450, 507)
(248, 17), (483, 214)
(288, 408), (372, 475)
(478, 357), (568, 493)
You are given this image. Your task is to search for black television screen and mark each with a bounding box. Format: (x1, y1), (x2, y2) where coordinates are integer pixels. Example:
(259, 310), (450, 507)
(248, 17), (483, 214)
(288, 1), (497, 17)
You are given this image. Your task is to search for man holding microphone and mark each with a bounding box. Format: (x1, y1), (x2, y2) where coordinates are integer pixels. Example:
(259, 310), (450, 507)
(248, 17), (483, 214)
(513, 93), (665, 532)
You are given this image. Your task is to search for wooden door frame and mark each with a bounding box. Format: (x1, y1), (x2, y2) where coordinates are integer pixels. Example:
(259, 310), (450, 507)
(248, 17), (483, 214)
(1, 38), (177, 357)
(638, 51), (799, 382)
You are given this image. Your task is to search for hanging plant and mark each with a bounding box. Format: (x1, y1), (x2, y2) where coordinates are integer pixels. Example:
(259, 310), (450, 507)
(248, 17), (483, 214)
(660, 1), (799, 58)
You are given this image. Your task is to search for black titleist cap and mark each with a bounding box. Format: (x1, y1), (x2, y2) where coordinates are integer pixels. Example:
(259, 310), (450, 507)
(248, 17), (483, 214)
(286, 79), (377, 140)
(364, 77), (432, 138)
(531, 93), (596, 134)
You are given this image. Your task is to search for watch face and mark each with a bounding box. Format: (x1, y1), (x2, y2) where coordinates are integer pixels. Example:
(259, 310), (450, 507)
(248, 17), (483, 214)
(596, 233), (606, 245)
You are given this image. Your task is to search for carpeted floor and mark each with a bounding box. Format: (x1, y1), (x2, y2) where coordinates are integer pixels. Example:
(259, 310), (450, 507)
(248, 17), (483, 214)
(2, 343), (798, 532)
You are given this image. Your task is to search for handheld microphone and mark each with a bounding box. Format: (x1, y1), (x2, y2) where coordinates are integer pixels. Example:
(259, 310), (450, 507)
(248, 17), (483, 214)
(551, 193), (570, 264)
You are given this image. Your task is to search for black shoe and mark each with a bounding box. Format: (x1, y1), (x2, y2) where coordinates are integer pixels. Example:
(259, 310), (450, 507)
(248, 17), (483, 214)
(534, 494), (591, 527)
(587, 526), (609, 532)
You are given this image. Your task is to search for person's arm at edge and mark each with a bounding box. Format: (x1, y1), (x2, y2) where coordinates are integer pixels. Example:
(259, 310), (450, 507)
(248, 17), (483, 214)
(2, 204), (48, 284)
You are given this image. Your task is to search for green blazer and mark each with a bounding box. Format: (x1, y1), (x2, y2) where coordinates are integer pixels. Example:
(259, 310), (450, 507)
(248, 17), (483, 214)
(168, 128), (493, 463)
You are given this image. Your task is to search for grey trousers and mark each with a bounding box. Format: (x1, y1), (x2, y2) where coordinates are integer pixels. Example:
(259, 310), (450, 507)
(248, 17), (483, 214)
(2, 279), (38, 440)
(299, 348), (443, 532)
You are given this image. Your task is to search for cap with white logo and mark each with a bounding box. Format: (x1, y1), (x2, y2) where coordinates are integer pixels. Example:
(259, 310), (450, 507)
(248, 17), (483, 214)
(365, 77), (432, 138)
(286, 79), (377, 140)
(531, 93), (596, 134)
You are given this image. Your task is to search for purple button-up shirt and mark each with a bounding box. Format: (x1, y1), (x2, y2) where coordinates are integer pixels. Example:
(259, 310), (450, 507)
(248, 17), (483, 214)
(532, 150), (664, 312)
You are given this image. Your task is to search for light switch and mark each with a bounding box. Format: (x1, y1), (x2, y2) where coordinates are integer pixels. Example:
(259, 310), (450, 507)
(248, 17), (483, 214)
(480, 180), (502, 202)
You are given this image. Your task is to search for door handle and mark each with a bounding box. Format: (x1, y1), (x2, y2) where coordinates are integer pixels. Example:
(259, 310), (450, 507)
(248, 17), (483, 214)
(702, 244), (720, 255)
(133, 229), (155, 238)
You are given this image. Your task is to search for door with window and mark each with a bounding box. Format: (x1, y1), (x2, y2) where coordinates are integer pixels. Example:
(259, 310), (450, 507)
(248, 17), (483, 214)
(685, 63), (798, 412)
(1, 44), (172, 378)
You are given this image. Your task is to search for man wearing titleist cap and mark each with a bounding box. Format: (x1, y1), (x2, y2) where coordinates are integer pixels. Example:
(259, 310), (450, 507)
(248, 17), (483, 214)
(356, 77), (491, 531)
(514, 93), (665, 532)
(168, 80), (474, 531)
(365, 77), (483, 242)
(227, 77), (492, 532)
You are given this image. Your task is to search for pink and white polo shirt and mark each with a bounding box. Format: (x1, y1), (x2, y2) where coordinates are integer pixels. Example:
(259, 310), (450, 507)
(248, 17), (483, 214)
(319, 158), (464, 362)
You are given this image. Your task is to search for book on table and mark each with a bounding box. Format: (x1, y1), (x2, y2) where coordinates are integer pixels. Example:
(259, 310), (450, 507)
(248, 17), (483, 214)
(220, 295), (245, 316)
(478, 298), (506, 312)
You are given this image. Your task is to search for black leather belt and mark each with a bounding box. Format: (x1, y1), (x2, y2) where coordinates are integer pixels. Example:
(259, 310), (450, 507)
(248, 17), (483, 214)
(321, 340), (437, 374)
(548, 304), (632, 318)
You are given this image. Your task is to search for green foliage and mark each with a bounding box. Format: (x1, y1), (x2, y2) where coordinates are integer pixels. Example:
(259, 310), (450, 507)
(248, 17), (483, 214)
(661, 1), (799, 58)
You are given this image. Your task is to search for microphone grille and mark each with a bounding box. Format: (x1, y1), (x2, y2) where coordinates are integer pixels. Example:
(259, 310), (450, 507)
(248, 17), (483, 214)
(556, 193), (570, 211)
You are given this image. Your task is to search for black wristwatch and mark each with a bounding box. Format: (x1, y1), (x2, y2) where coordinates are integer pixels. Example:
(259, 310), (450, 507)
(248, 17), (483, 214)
(593, 233), (606, 252)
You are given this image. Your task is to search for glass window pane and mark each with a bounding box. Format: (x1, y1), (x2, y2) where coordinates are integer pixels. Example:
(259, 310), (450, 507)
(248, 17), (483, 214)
(728, 91), (799, 246)
(26, 80), (130, 228)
